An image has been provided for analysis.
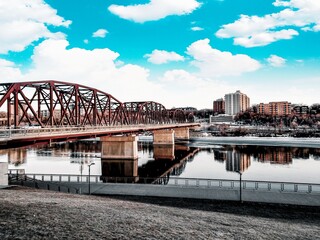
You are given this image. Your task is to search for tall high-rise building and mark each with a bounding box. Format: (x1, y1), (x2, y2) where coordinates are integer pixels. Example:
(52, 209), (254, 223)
(224, 90), (250, 115)
(213, 98), (225, 114)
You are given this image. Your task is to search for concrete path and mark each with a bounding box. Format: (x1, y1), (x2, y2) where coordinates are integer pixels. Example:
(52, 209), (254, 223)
(57, 182), (320, 206)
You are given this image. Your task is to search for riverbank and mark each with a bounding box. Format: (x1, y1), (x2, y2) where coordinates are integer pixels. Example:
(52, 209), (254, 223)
(188, 136), (320, 148)
(1, 186), (319, 239)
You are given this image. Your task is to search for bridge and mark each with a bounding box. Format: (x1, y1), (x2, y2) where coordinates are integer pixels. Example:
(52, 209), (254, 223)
(0, 80), (199, 147)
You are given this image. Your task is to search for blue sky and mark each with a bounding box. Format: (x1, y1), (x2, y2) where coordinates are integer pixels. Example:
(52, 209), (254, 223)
(1, 0), (320, 109)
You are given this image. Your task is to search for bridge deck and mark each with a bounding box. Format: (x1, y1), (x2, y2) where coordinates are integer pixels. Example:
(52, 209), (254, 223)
(0, 123), (199, 147)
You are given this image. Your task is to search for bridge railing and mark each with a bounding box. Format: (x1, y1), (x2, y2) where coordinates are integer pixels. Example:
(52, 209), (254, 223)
(7, 171), (320, 194)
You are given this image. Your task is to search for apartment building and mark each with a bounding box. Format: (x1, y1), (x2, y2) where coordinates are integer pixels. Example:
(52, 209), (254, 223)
(258, 101), (291, 116)
(213, 98), (225, 114)
(224, 90), (250, 115)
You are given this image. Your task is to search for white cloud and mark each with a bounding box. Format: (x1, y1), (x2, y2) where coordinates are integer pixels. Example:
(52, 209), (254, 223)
(159, 69), (240, 108)
(144, 50), (185, 64)
(108, 0), (201, 23)
(0, 0), (71, 54)
(84, 39), (89, 44)
(267, 55), (286, 67)
(92, 29), (108, 38)
(0, 59), (23, 82)
(186, 39), (261, 77)
(216, 0), (320, 47)
(23, 39), (164, 103)
(191, 26), (204, 31)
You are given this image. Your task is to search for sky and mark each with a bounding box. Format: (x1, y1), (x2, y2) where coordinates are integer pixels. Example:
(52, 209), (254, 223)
(0, 0), (320, 109)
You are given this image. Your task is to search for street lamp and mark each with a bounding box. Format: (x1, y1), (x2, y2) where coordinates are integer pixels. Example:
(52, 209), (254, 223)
(236, 170), (243, 203)
(88, 162), (95, 195)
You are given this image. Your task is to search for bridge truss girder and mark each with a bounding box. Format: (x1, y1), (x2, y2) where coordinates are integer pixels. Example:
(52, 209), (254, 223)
(0, 80), (192, 128)
(0, 81), (127, 128)
(123, 101), (170, 125)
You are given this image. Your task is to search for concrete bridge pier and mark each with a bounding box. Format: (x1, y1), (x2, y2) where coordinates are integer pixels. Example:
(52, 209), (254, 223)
(174, 127), (190, 140)
(100, 135), (139, 182)
(100, 135), (138, 160)
(153, 129), (175, 144)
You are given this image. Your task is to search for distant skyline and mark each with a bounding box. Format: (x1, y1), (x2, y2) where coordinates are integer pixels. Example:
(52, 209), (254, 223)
(1, 0), (320, 109)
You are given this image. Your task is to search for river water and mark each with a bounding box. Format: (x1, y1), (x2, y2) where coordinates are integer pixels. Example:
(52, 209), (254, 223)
(1, 137), (320, 184)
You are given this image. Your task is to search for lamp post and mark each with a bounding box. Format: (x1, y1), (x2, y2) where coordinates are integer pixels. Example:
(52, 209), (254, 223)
(88, 162), (95, 195)
(236, 171), (243, 203)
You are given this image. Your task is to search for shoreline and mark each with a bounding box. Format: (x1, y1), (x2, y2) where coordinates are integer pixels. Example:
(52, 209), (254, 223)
(188, 136), (320, 148)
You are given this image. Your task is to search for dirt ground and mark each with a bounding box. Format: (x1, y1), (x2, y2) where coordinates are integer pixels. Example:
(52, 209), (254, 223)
(1, 186), (320, 239)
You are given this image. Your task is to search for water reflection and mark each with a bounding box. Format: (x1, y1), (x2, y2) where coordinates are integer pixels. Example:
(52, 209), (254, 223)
(1, 140), (320, 183)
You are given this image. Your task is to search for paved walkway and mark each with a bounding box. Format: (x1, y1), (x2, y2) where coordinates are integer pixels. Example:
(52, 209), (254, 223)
(48, 182), (320, 206)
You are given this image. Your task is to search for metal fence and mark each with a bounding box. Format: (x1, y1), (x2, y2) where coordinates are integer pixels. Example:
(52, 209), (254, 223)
(7, 170), (320, 195)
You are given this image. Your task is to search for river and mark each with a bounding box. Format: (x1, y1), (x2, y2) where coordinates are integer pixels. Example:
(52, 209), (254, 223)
(1, 137), (320, 184)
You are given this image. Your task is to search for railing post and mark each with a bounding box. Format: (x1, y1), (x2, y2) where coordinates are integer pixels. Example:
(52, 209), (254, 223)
(294, 184), (298, 192)
(308, 185), (312, 193)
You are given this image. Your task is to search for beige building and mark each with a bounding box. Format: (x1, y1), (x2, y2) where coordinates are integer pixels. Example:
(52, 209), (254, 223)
(224, 90), (250, 115)
(258, 101), (291, 116)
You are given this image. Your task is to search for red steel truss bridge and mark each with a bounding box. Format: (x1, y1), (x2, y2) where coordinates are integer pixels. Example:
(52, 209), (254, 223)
(0, 80), (198, 146)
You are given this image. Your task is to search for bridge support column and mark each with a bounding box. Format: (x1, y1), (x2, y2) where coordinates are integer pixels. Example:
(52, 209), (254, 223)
(0, 162), (8, 186)
(174, 127), (189, 139)
(100, 135), (138, 160)
(153, 129), (174, 144)
(100, 135), (139, 183)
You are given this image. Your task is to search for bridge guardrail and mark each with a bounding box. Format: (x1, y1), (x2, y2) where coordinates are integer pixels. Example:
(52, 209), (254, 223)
(7, 170), (320, 195)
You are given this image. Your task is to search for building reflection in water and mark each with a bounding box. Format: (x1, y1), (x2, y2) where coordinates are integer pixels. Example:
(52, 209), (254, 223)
(226, 150), (251, 173)
(211, 145), (317, 173)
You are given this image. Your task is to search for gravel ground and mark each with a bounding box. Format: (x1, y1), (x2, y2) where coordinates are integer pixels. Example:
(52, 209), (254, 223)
(1, 186), (320, 240)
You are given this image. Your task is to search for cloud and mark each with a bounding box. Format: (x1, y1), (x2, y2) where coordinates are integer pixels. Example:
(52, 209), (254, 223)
(159, 69), (240, 108)
(191, 26), (204, 31)
(92, 29), (108, 38)
(186, 39), (261, 77)
(108, 0), (201, 23)
(216, 0), (320, 47)
(0, 59), (23, 82)
(144, 50), (185, 64)
(0, 0), (71, 54)
(23, 39), (164, 103)
(267, 54), (286, 67)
